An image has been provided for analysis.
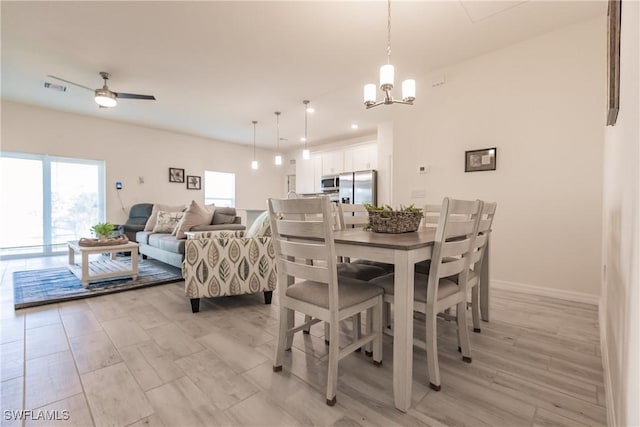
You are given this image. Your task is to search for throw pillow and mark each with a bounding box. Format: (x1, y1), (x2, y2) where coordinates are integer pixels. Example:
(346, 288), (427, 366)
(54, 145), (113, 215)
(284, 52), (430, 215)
(173, 200), (216, 239)
(144, 203), (187, 231)
(244, 210), (271, 237)
(212, 207), (237, 225)
(152, 210), (184, 233)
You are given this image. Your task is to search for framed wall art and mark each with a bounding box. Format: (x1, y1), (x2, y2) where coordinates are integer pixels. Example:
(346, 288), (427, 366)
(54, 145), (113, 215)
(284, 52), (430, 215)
(169, 167), (185, 183)
(606, 0), (621, 126)
(465, 147), (497, 172)
(186, 175), (201, 190)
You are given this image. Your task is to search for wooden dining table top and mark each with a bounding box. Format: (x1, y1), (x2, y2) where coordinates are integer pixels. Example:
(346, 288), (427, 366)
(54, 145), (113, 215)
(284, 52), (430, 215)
(332, 228), (437, 250)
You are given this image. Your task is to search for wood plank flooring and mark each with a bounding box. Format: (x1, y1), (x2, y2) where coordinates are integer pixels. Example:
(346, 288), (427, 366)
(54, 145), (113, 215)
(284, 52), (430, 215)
(1, 256), (606, 426)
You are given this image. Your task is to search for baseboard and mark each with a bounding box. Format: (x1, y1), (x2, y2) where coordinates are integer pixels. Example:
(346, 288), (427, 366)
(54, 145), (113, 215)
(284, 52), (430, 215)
(492, 279), (600, 305)
(599, 299), (616, 427)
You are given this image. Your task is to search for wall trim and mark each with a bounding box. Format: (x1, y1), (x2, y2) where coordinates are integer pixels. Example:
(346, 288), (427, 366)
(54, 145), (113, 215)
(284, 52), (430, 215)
(600, 298), (616, 427)
(492, 279), (600, 305)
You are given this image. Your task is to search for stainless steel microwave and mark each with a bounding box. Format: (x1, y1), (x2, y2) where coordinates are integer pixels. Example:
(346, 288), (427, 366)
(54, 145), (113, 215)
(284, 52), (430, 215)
(320, 175), (339, 192)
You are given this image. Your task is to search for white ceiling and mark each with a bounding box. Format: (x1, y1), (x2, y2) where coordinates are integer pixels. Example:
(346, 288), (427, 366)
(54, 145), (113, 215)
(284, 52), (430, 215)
(1, 1), (605, 151)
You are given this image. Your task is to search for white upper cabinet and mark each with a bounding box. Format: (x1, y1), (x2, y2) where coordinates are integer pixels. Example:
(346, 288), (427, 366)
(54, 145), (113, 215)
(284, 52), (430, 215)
(295, 153), (323, 194)
(344, 143), (377, 172)
(321, 151), (344, 176)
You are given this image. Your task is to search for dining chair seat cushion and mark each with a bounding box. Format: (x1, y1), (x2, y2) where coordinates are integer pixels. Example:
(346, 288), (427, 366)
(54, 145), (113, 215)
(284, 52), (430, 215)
(351, 259), (395, 273)
(337, 262), (389, 281)
(285, 276), (384, 310)
(369, 273), (459, 302)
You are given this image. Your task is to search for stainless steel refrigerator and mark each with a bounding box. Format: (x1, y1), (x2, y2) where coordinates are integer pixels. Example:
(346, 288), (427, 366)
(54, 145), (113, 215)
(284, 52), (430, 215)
(339, 170), (377, 205)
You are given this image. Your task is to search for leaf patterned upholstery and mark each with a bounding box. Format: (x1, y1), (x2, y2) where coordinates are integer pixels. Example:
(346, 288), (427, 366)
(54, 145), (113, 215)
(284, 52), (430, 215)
(182, 234), (276, 299)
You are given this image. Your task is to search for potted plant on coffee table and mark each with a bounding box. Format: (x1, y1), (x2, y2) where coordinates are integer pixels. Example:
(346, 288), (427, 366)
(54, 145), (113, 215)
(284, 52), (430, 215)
(91, 222), (116, 241)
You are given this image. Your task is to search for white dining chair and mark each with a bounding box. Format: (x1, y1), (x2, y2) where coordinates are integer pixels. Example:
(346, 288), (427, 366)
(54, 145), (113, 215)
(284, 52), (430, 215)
(269, 196), (384, 406)
(370, 198), (482, 391)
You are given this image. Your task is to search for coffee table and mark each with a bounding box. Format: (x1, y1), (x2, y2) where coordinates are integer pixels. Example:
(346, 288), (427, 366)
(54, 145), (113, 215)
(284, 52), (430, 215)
(67, 240), (140, 288)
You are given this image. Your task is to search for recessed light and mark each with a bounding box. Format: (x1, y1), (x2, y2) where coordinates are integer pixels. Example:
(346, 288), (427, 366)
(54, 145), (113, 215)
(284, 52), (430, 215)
(351, 124), (359, 129)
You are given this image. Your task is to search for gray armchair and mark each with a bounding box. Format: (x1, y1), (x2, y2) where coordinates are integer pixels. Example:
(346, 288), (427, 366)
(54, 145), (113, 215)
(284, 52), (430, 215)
(117, 203), (153, 241)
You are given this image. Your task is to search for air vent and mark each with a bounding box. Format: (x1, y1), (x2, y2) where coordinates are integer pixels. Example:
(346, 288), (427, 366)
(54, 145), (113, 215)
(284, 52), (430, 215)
(44, 82), (67, 92)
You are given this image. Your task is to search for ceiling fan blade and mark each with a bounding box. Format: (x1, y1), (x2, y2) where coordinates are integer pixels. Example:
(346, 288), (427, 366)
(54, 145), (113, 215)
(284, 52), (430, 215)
(114, 92), (156, 100)
(47, 75), (94, 92)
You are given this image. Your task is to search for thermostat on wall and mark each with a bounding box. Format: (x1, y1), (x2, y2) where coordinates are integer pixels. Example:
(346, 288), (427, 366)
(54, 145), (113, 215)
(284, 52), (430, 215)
(115, 181), (123, 190)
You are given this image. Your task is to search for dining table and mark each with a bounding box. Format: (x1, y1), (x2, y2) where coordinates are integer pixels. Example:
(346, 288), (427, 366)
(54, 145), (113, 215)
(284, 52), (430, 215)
(332, 227), (491, 412)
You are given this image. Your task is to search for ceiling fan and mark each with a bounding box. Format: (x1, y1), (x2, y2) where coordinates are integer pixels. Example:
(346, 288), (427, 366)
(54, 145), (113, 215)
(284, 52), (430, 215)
(47, 71), (156, 108)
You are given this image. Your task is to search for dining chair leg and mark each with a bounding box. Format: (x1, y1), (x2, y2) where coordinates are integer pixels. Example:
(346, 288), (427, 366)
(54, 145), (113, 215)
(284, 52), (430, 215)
(364, 309), (373, 356)
(326, 320), (340, 406)
(303, 315), (312, 334)
(457, 301), (472, 363)
(384, 301), (392, 329)
(324, 322), (330, 345)
(352, 314), (362, 352)
(372, 298), (383, 366)
(273, 306), (290, 371)
(425, 307), (441, 391)
(285, 308), (295, 351)
(471, 285), (481, 333)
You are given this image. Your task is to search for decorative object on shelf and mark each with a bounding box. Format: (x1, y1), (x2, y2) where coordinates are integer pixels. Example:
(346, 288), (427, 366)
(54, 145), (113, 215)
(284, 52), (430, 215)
(301, 100), (311, 160)
(606, 0), (621, 126)
(186, 175), (201, 190)
(79, 234), (129, 247)
(465, 147), (497, 172)
(274, 111), (282, 166)
(364, 204), (423, 233)
(169, 167), (185, 183)
(91, 222), (116, 240)
(251, 120), (259, 170)
(363, 0), (415, 109)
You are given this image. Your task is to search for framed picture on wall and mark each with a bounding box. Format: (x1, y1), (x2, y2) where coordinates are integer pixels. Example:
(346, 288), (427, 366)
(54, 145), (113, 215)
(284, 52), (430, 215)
(186, 175), (201, 190)
(465, 148), (497, 172)
(169, 167), (185, 183)
(606, 0), (621, 126)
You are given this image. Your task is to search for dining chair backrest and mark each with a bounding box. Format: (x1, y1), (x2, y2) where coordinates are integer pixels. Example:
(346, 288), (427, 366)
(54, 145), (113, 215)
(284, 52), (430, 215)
(426, 198), (483, 302)
(337, 203), (369, 230)
(268, 197), (340, 309)
(469, 202), (497, 271)
(423, 204), (442, 228)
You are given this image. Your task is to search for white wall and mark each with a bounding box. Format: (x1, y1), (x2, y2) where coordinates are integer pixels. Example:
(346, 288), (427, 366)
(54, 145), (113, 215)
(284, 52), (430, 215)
(1, 101), (286, 224)
(601, 1), (639, 425)
(391, 17), (606, 299)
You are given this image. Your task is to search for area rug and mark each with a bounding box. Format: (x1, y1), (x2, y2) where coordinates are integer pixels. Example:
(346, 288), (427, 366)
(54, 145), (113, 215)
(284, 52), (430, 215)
(13, 259), (182, 309)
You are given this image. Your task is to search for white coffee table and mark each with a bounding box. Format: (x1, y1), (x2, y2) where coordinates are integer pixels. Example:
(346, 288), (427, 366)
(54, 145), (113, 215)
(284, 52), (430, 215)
(67, 240), (140, 288)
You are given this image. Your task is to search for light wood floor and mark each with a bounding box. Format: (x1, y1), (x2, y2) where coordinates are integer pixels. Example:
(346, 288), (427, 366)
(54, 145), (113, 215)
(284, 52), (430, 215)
(1, 256), (606, 426)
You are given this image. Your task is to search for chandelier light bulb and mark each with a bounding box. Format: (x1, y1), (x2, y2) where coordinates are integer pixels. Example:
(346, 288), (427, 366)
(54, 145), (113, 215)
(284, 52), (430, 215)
(364, 84), (376, 104)
(402, 79), (416, 101)
(251, 160), (258, 170)
(380, 64), (395, 89)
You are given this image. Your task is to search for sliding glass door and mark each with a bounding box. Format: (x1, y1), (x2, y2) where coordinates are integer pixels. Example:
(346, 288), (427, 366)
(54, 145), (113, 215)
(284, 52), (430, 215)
(0, 152), (105, 257)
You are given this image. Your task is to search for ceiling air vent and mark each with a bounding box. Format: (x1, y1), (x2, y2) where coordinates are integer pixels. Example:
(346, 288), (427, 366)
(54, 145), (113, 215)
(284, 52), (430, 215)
(44, 81), (67, 92)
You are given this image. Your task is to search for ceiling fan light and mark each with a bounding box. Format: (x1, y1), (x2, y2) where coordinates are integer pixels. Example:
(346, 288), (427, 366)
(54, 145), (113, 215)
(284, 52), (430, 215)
(94, 89), (117, 107)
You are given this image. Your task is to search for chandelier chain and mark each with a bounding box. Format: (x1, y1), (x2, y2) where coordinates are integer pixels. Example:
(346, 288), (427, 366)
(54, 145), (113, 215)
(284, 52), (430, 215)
(387, 0), (391, 64)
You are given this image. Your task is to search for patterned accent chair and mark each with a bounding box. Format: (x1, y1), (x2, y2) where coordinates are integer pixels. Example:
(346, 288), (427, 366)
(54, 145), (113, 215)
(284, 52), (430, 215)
(181, 212), (277, 313)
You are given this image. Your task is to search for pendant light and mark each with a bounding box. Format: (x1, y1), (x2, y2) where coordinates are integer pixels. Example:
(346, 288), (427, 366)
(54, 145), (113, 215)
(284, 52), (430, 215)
(251, 120), (258, 170)
(302, 100), (310, 160)
(363, 0), (415, 109)
(274, 112), (282, 166)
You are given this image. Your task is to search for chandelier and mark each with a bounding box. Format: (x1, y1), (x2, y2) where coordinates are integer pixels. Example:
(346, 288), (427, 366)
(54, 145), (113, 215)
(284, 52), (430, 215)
(363, 0), (415, 109)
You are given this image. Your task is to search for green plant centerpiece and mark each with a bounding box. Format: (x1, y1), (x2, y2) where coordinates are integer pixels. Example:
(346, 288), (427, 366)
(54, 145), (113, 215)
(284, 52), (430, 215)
(364, 204), (423, 233)
(91, 222), (116, 240)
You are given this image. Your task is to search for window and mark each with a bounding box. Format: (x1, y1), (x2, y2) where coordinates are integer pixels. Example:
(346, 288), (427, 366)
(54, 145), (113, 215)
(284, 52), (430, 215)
(0, 152), (105, 258)
(204, 171), (235, 207)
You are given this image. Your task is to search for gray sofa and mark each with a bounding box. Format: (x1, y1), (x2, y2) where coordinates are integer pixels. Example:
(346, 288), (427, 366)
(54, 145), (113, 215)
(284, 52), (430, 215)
(136, 207), (245, 268)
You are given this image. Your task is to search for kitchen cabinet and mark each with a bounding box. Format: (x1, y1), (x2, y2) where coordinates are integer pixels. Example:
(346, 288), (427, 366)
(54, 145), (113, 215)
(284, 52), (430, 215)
(321, 151), (344, 176)
(344, 144), (377, 172)
(295, 153), (322, 194)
